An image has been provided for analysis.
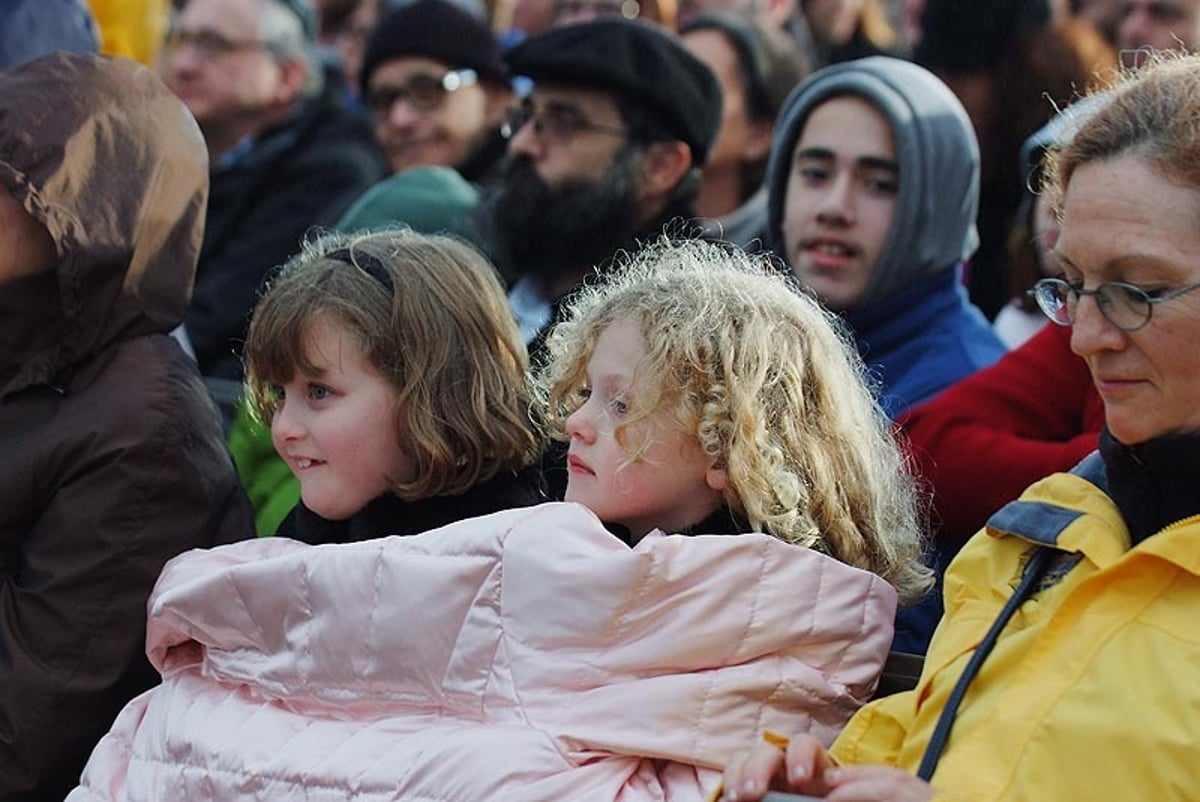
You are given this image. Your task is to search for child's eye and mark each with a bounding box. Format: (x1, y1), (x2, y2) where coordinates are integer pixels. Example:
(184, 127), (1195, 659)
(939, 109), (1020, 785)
(611, 398), (629, 417)
(307, 383), (333, 401)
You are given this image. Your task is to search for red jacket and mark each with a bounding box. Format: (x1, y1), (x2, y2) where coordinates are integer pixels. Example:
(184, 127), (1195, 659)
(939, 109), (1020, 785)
(899, 323), (1106, 544)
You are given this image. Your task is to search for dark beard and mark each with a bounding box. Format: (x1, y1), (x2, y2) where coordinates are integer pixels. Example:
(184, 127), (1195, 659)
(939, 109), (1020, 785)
(476, 149), (643, 291)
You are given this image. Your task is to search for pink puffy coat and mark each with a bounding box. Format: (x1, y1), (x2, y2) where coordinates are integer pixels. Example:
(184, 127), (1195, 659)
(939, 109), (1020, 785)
(70, 503), (897, 801)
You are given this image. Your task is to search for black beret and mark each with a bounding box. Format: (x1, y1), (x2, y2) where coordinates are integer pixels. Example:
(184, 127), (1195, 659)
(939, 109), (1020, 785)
(361, 0), (508, 96)
(504, 18), (722, 165)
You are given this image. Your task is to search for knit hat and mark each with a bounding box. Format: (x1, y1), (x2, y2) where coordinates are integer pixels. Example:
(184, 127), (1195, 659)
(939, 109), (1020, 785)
(336, 165), (481, 244)
(915, 0), (1051, 73)
(360, 0), (508, 95)
(504, 18), (722, 165)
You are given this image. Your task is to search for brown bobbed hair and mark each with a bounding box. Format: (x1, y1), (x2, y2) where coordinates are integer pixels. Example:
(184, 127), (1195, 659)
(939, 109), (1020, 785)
(245, 228), (544, 500)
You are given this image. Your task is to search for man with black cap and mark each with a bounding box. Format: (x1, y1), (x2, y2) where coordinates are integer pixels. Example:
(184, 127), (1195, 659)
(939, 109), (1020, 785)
(476, 17), (721, 351)
(160, 0), (384, 412)
(360, 0), (513, 182)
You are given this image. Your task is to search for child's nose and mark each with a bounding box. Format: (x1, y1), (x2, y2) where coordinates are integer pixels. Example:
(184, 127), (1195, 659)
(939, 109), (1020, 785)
(565, 406), (595, 443)
(271, 400), (305, 443)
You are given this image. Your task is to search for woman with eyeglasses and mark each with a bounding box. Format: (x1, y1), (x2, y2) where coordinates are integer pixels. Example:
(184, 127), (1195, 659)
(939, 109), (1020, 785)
(715, 51), (1200, 802)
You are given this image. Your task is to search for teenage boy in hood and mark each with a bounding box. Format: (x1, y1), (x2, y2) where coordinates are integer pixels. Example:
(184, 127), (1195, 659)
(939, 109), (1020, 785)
(765, 56), (1006, 652)
(767, 56), (1004, 421)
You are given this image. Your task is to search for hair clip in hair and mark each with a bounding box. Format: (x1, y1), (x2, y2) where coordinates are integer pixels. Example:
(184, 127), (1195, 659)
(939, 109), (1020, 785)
(328, 246), (394, 294)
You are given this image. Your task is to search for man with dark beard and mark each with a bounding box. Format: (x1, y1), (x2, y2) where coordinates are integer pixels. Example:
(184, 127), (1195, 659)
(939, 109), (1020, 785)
(476, 18), (722, 354)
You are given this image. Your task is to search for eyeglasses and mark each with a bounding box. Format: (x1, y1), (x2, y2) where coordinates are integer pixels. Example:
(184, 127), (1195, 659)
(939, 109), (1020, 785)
(366, 69), (478, 116)
(1029, 276), (1200, 332)
(164, 28), (270, 59)
(501, 100), (628, 144)
(554, 0), (641, 21)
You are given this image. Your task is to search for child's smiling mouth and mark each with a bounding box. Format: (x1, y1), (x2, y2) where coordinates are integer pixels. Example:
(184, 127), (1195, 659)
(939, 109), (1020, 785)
(293, 457), (325, 471)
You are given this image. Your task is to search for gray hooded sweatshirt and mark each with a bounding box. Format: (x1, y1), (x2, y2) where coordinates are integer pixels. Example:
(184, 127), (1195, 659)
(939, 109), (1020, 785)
(762, 56), (1004, 428)
(765, 55), (980, 311)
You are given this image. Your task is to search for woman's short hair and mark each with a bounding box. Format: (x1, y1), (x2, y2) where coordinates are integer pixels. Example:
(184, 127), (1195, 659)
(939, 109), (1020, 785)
(245, 228), (543, 500)
(1047, 51), (1200, 203)
(538, 237), (931, 603)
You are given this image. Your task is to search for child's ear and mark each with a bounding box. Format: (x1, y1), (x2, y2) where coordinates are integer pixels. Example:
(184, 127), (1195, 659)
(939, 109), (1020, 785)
(705, 461), (728, 492)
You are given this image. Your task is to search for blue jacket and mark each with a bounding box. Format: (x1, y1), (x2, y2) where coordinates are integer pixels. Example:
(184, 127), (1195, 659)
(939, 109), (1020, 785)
(0, 0), (98, 69)
(845, 268), (1005, 419)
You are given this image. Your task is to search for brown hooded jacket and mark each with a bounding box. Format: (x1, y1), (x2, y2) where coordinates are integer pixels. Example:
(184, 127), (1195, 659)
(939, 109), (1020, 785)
(0, 53), (253, 799)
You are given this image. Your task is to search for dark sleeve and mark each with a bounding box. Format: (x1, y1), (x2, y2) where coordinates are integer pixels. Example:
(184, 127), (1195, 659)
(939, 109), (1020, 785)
(899, 323), (1102, 542)
(186, 119), (385, 380)
(274, 501), (346, 545)
(0, 340), (253, 799)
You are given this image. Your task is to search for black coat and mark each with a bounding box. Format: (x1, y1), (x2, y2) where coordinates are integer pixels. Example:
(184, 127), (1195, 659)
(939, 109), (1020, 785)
(186, 86), (386, 383)
(277, 465), (546, 545)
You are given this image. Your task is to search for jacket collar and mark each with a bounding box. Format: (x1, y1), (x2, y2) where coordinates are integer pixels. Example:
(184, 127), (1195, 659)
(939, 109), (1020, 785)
(281, 464), (545, 544)
(987, 431), (1200, 574)
(841, 267), (965, 355)
(1100, 427), (1200, 546)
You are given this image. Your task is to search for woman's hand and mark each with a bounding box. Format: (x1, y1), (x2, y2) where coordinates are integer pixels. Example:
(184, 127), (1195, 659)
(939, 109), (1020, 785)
(720, 734), (835, 800)
(719, 735), (936, 802)
(817, 765), (937, 801)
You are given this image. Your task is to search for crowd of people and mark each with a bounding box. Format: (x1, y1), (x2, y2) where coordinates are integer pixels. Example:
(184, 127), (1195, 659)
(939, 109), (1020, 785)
(4, 0), (1200, 799)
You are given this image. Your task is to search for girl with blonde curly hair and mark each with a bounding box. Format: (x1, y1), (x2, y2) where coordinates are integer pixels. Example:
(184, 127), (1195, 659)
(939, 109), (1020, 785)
(540, 236), (930, 604)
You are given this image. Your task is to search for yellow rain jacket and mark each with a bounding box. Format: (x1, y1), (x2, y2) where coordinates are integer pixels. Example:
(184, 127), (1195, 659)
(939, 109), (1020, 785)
(832, 452), (1200, 801)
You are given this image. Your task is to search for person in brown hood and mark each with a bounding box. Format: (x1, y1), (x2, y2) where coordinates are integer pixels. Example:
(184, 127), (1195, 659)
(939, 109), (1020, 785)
(0, 53), (253, 799)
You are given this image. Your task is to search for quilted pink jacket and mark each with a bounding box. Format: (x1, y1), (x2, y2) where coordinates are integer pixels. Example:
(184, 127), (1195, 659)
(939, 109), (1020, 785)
(69, 503), (897, 801)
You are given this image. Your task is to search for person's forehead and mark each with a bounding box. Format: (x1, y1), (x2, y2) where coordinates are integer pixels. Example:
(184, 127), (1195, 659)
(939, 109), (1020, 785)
(679, 0), (757, 20)
(178, 0), (261, 34)
(369, 55), (456, 86)
(798, 94), (894, 147)
(529, 81), (621, 117)
(1127, 0), (1200, 17)
(682, 28), (742, 83)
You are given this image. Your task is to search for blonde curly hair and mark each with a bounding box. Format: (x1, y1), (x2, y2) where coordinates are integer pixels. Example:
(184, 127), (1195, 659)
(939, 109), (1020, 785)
(245, 228), (544, 501)
(538, 238), (931, 603)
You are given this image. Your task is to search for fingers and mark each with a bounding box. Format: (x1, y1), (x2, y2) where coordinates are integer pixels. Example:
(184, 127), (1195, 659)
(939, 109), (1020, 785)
(721, 743), (785, 801)
(784, 735), (835, 791)
(823, 765), (936, 802)
(720, 735), (833, 801)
